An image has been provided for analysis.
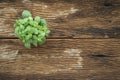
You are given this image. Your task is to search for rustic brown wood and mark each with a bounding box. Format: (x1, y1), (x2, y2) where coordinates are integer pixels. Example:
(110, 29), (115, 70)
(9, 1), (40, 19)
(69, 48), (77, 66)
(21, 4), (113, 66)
(0, 39), (120, 80)
(0, 0), (120, 80)
(0, 0), (120, 38)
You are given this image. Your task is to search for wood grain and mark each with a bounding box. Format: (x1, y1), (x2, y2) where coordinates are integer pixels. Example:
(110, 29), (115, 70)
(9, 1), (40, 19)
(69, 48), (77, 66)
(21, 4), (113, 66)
(0, 0), (120, 38)
(0, 39), (120, 80)
(0, 0), (120, 80)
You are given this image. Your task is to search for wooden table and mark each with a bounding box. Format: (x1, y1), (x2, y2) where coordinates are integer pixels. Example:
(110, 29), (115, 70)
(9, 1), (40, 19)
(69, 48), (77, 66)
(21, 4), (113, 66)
(0, 0), (120, 80)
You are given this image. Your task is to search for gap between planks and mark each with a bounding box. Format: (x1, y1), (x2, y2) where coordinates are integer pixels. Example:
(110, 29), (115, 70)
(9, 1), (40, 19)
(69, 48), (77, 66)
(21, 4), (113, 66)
(0, 37), (120, 39)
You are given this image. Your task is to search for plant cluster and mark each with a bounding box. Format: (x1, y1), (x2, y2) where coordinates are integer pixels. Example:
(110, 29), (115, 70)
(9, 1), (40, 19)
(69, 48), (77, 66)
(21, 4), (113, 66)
(14, 10), (50, 48)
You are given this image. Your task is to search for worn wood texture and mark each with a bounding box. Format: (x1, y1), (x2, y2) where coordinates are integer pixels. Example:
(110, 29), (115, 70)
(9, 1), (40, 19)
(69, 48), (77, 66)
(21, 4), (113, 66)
(0, 0), (120, 80)
(0, 0), (120, 38)
(0, 39), (120, 80)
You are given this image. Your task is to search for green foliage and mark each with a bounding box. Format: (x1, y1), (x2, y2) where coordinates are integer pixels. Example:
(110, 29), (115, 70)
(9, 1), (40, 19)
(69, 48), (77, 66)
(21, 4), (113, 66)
(14, 10), (50, 48)
(22, 10), (32, 18)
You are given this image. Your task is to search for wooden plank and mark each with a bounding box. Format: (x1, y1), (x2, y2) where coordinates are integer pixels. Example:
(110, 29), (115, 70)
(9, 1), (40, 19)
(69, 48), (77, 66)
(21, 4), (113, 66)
(0, 39), (120, 80)
(0, 70), (119, 80)
(0, 0), (120, 38)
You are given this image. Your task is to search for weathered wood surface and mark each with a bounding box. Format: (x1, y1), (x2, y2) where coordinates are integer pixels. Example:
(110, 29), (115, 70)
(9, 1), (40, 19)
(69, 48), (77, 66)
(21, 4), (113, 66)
(0, 0), (120, 38)
(0, 0), (120, 80)
(0, 39), (120, 80)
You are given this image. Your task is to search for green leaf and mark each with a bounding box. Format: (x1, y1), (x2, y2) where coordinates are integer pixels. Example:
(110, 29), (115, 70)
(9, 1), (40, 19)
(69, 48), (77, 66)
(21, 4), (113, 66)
(22, 39), (25, 43)
(34, 28), (39, 34)
(32, 40), (38, 47)
(33, 35), (38, 40)
(25, 26), (31, 32)
(19, 19), (25, 24)
(40, 37), (46, 44)
(45, 30), (50, 36)
(14, 23), (17, 28)
(14, 27), (19, 36)
(24, 42), (31, 48)
(32, 35), (38, 47)
(15, 20), (21, 26)
(37, 37), (42, 42)
(33, 21), (38, 26)
(20, 25), (25, 30)
(38, 31), (45, 37)
(23, 18), (28, 23)
(22, 10), (32, 18)
(26, 35), (31, 40)
(40, 19), (46, 26)
(34, 16), (41, 23)
(29, 20), (34, 26)
(28, 17), (33, 21)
